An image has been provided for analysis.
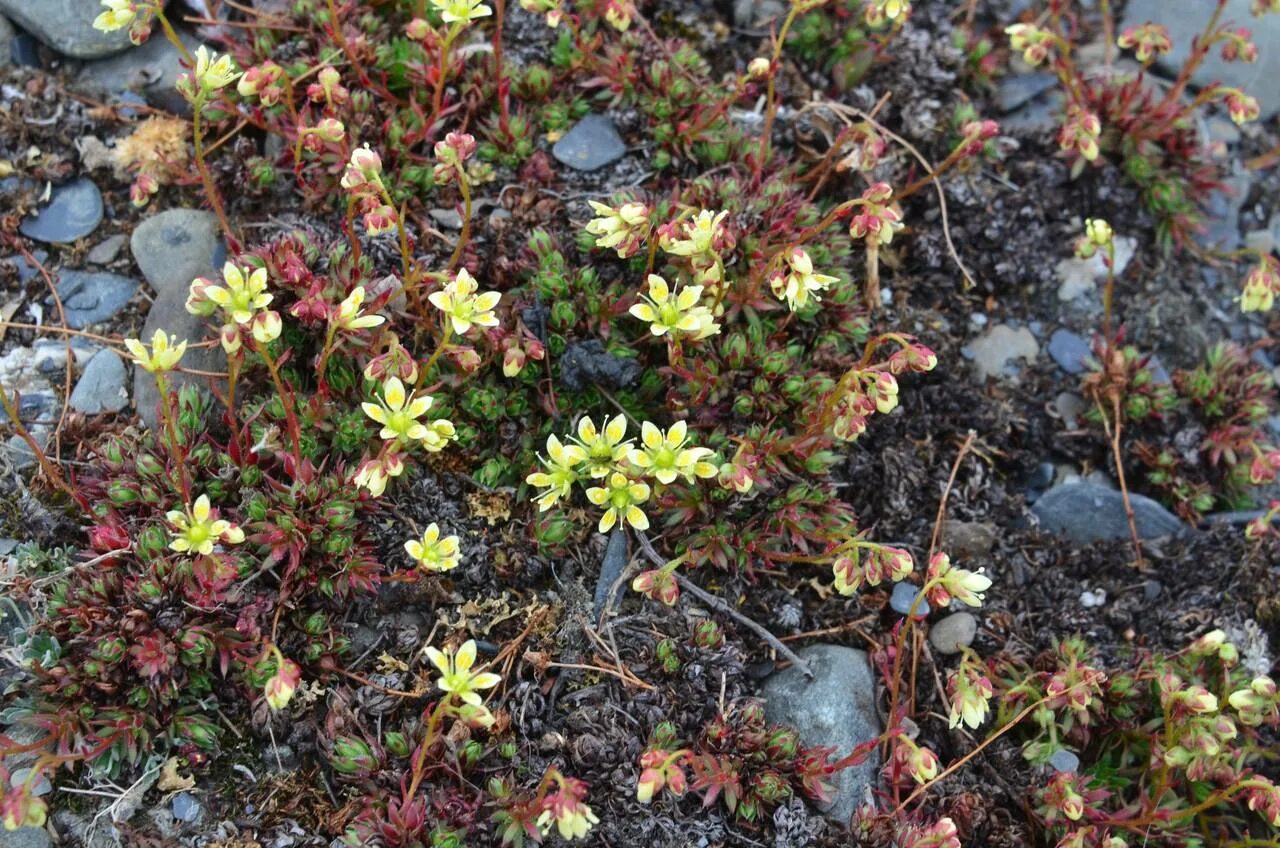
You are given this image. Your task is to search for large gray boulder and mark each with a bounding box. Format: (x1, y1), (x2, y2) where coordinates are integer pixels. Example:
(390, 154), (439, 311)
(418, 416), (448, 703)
(760, 644), (881, 826)
(0, 0), (136, 59)
(1124, 0), (1280, 119)
(1032, 482), (1189, 543)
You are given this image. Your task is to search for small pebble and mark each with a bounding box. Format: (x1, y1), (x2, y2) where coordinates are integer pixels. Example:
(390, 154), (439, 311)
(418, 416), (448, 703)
(969, 312), (988, 328)
(1142, 580), (1162, 602)
(890, 582), (930, 617)
(928, 612), (977, 655)
(18, 177), (104, 244)
(171, 791), (201, 823)
(1048, 749), (1080, 774)
(1079, 588), (1107, 608)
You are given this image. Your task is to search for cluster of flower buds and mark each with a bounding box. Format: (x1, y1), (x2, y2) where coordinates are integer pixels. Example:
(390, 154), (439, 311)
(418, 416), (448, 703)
(1228, 675), (1279, 726)
(1117, 22), (1173, 63)
(1220, 87), (1261, 125)
(237, 61), (286, 106)
(900, 818), (961, 848)
(1044, 644), (1107, 728)
(1240, 255), (1280, 312)
(848, 182), (903, 245)
(340, 145), (398, 236)
(889, 734), (939, 785)
(1006, 23), (1055, 66)
(1040, 772), (1091, 824)
(831, 368), (899, 442)
(91, 0), (156, 44)
(602, 0), (634, 30)
(925, 553), (992, 608)
(585, 200), (652, 258)
(1220, 27), (1260, 62)
(636, 748), (689, 802)
(659, 209), (736, 290)
(1059, 106), (1102, 162)
(830, 540), (913, 596)
(1246, 777), (1280, 828)
(0, 782), (47, 832)
(498, 324), (547, 378)
(1189, 628), (1240, 665)
(1253, 0), (1280, 14)
(433, 131), (478, 184)
(957, 119), (1001, 157)
(1074, 218), (1114, 260)
(306, 66), (349, 107)
(632, 563), (680, 606)
(186, 262), (282, 355)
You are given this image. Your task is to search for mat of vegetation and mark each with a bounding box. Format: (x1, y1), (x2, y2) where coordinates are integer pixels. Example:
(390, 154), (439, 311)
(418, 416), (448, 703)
(0, 1), (1278, 847)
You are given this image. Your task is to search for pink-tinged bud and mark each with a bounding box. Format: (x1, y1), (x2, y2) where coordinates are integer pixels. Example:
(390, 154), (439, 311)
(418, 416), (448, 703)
(502, 346), (526, 377)
(90, 524), (131, 552)
(747, 57), (771, 79)
(265, 657), (301, 710)
(450, 347), (483, 372)
(220, 323), (243, 356)
(1, 787), (47, 830)
(434, 131), (478, 165)
(310, 118), (345, 144)
(405, 17), (431, 39)
(1225, 89), (1260, 125)
(130, 173), (159, 208)
(363, 205), (398, 236)
(251, 310), (282, 344)
(632, 569), (679, 605)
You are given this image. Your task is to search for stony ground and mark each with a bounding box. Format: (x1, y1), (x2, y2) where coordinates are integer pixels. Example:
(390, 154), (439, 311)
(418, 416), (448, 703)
(0, 1), (1278, 847)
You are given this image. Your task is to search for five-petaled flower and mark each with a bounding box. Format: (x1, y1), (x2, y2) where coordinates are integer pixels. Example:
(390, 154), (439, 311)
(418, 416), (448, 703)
(362, 377), (454, 448)
(332, 286), (385, 331)
(848, 183), (903, 244)
(428, 269), (501, 334)
(167, 494), (245, 555)
(432, 0), (493, 23)
(772, 248), (839, 312)
(628, 421), (718, 485)
(925, 552), (991, 607)
(585, 471), (651, 532)
(189, 262), (274, 325)
(526, 435), (588, 510)
(571, 415), (633, 478)
(425, 639), (502, 705)
(586, 201), (651, 258)
(629, 275), (715, 338)
(405, 523), (461, 572)
(125, 329), (187, 374)
(1117, 22), (1172, 63)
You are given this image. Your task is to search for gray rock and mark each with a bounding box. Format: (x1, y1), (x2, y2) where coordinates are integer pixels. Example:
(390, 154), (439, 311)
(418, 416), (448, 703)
(69, 349), (128, 414)
(0, 13), (14, 68)
(49, 271), (139, 328)
(996, 73), (1057, 113)
(76, 26), (202, 115)
(86, 234), (127, 265)
(8, 768), (51, 797)
(592, 527), (629, 619)
(733, 0), (786, 27)
(559, 340), (641, 391)
(964, 324), (1039, 380)
(1001, 88), (1064, 135)
(2, 251), (46, 285)
(0, 826), (52, 848)
(1047, 328), (1092, 374)
(940, 520), (996, 559)
(132, 286), (225, 429)
(5, 435), (39, 471)
(1055, 236), (1137, 302)
(1053, 391), (1088, 429)
(8, 31), (38, 68)
(1124, 0), (1280, 119)
(1048, 749), (1080, 774)
(0, 0), (136, 58)
(130, 208), (224, 295)
(1032, 482), (1189, 542)
(261, 743), (298, 772)
(18, 178), (104, 244)
(1197, 159), (1250, 250)
(760, 645), (881, 825)
(170, 792), (201, 823)
(928, 613), (977, 655)
(552, 114), (627, 172)
(890, 582), (929, 617)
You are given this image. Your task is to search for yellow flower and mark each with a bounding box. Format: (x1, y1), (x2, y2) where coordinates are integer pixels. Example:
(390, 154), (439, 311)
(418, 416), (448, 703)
(585, 200), (650, 258)
(166, 494), (244, 555)
(629, 275), (707, 337)
(361, 377), (437, 444)
(195, 262), (273, 325)
(526, 435), (587, 510)
(585, 471), (650, 532)
(662, 209), (730, 259)
(424, 639), (502, 705)
(432, 0), (493, 22)
(191, 45), (240, 92)
(772, 248), (839, 312)
(93, 0), (136, 32)
(332, 286), (385, 331)
(124, 329), (187, 374)
(629, 421), (718, 485)
(428, 269), (501, 334)
(353, 452), (406, 497)
(571, 415), (632, 478)
(405, 523), (461, 572)
(537, 804), (600, 840)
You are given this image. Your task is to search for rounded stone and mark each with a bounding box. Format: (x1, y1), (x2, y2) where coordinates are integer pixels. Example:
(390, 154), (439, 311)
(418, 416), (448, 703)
(928, 612), (978, 656)
(18, 178), (104, 244)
